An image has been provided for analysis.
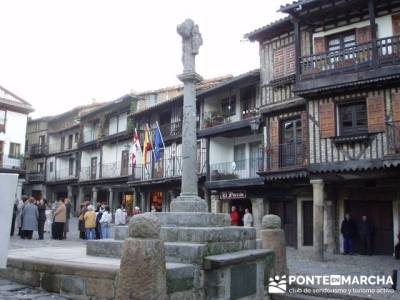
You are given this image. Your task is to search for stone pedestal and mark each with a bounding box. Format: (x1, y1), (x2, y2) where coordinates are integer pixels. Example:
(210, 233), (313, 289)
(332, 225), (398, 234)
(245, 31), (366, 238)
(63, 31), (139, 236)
(260, 215), (287, 276)
(311, 179), (324, 261)
(116, 214), (166, 300)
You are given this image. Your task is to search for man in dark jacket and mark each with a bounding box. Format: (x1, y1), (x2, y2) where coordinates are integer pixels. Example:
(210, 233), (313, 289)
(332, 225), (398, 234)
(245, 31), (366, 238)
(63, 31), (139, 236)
(341, 213), (356, 255)
(37, 199), (47, 240)
(359, 215), (373, 255)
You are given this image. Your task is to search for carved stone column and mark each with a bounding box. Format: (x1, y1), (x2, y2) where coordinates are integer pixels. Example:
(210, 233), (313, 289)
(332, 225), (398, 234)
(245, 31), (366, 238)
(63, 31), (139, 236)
(311, 179), (324, 261)
(170, 19), (207, 213)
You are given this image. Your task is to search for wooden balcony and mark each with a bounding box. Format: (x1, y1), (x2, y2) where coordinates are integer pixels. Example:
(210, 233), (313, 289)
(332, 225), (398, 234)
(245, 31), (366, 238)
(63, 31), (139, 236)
(258, 142), (307, 174)
(29, 144), (48, 157)
(296, 35), (400, 94)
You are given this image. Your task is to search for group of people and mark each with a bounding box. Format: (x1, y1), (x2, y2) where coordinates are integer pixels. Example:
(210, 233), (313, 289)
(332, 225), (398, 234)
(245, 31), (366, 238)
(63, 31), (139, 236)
(11, 196), (71, 240)
(341, 214), (375, 255)
(230, 206), (253, 227)
(77, 202), (141, 240)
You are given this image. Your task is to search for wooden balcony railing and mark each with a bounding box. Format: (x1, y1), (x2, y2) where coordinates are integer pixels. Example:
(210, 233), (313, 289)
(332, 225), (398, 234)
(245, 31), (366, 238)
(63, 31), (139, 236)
(209, 158), (261, 181)
(300, 35), (400, 78)
(258, 142), (307, 172)
(29, 144), (48, 156)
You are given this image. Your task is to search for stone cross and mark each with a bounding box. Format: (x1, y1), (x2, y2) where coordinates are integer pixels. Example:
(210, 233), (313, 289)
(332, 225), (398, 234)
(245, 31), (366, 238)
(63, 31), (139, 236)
(170, 19), (207, 212)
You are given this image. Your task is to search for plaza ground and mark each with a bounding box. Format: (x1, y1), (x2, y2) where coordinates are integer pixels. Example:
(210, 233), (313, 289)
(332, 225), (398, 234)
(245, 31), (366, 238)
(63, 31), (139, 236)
(3, 218), (400, 299)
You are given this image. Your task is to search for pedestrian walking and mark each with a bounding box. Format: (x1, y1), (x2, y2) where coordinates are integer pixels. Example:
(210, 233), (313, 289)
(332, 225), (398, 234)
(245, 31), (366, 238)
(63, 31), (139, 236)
(63, 198), (71, 239)
(53, 199), (66, 240)
(359, 215), (373, 255)
(21, 197), (39, 240)
(84, 205), (96, 240)
(340, 213), (356, 255)
(243, 208), (253, 227)
(230, 206), (240, 226)
(99, 206), (112, 239)
(37, 199), (47, 240)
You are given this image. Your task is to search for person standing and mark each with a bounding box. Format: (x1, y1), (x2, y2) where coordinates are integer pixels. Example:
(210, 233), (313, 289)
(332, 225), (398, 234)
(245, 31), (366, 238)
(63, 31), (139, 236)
(44, 203), (52, 233)
(10, 200), (17, 236)
(53, 199), (66, 240)
(99, 206), (112, 239)
(359, 215), (373, 255)
(37, 199), (47, 240)
(63, 198), (71, 239)
(340, 213), (356, 255)
(243, 208), (253, 227)
(84, 205), (96, 240)
(21, 197), (39, 240)
(78, 204), (87, 239)
(16, 196), (27, 237)
(115, 206), (127, 225)
(95, 204), (104, 239)
(230, 206), (240, 226)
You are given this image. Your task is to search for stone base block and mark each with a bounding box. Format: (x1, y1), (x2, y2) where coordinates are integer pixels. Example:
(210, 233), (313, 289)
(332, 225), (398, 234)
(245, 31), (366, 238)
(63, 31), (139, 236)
(154, 212), (230, 227)
(170, 195), (208, 212)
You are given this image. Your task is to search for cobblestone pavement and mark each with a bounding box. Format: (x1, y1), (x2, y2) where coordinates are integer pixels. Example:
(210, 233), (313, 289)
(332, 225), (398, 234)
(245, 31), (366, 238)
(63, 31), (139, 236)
(0, 278), (69, 300)
(287, 247), (400, 299)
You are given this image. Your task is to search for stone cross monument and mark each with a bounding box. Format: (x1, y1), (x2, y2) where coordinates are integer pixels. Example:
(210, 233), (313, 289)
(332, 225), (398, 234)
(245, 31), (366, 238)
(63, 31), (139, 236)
(170, 19), (208, 212)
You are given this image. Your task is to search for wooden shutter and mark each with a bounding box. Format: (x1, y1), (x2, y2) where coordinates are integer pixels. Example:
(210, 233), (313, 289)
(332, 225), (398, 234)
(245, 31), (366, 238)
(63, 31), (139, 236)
(301, 111), (308, 166)
(319, 102), (336, 138)
(270, 118), (280, 170)
(392, 93), (400, 122)
(367, 95), (386, 133)
(392, 14), (400, 35)
(356, 25), (373, 44)
(314, 37), (326, 54)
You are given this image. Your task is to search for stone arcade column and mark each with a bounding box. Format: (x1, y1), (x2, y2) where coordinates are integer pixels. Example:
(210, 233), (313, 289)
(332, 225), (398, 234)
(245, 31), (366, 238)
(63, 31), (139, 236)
(78, 186), (84, 206)
(92, 187), (98, 206)
(251, 197), (264, 233)
(108, 188), (114, 211)
(210, 191), (221, 213)
(311, 179), (324, 261)
(67, 185), (73, 200)
(170, 19), (208, 213)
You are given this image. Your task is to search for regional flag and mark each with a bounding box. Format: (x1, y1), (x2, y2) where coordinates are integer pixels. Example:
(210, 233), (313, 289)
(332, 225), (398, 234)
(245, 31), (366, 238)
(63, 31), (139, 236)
(142, 126), (152, 164)
(131, 128), (141, 168)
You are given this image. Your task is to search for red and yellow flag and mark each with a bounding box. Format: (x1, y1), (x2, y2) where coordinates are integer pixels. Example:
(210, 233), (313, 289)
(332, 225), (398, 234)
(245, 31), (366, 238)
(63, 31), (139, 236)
(142, 126), (152, 164)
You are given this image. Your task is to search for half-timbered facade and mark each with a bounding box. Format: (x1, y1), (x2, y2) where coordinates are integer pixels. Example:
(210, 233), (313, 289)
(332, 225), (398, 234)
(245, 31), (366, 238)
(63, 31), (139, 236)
(246, 0), (400, 255)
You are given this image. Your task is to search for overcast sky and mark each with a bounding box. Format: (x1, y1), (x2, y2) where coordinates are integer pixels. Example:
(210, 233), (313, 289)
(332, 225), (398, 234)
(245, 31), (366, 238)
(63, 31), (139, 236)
(0, 0), (285, 117)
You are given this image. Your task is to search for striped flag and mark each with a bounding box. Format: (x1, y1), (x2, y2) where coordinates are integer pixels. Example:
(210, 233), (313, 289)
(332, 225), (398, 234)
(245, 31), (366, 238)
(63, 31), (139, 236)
(142, 125), (152, 164)
(131, 128), (141, 168)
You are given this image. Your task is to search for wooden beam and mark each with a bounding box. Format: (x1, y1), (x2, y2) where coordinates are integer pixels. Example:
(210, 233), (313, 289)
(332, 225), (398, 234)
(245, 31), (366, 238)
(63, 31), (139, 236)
(293, 18), (301, 82)
(368, 0), (378, 64)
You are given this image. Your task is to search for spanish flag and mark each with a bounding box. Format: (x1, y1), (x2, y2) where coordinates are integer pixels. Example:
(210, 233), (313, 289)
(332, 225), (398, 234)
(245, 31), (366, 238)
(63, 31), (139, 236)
(142, 125), (152, 164)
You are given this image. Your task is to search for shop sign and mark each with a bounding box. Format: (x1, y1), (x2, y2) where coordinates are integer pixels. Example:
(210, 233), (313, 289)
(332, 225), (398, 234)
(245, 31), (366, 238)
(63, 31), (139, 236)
(220, 190), (246, 200)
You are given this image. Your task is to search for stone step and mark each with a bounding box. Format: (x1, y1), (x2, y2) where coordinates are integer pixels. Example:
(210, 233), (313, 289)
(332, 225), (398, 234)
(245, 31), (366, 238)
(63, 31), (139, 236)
(87, 239), (206, 264)
(114, 225), (256, 243)
(166, 262), (195, 294)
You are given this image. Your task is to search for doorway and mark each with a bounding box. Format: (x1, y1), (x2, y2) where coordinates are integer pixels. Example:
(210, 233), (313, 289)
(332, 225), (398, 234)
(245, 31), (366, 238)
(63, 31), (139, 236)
(270, 199), (297, 247)
(302, 201), (313, 246)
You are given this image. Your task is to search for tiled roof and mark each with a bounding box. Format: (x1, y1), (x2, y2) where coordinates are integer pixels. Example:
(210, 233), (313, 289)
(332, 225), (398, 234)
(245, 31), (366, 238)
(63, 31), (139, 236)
(244, 17), (292, 42)
(279, 0), (318, 12)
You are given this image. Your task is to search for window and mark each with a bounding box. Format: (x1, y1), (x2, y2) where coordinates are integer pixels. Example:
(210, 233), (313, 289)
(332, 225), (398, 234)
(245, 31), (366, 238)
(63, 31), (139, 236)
(68, 134), (73, 149)
(280, 118), (303, 167)
(49, 162), (54, 172)
(234, 144), (246, 170)
(9, 143), (20, 159)
(68, 158), (74, 176)
(61, 136), (65, 151)
(74, 132), (79, 143)
(339, 102), (367, 136)
(37, 163), (44, 173)
(38, 135), (45, 145)
(327, 31), (356, 52)
(0, 110), (5, 132)
(221, 96), (236, 117)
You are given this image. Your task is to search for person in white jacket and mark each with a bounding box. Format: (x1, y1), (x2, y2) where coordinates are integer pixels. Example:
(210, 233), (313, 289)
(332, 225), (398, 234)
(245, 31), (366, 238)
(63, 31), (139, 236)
(243, 208), (253, 227)
(99, 206), (112, 239)
(114, 206), (127, 226)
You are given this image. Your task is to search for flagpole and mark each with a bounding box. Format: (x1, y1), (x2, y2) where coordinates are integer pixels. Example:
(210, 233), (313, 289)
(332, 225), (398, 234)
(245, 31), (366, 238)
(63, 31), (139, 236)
(156, 121), (166, 150)
(147, 123), (156, 160)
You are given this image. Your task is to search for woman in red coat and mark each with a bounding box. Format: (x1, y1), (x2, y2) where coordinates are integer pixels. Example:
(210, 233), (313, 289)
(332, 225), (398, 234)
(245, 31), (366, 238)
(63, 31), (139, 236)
(230, 206), (240, 226)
